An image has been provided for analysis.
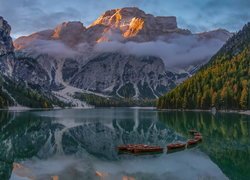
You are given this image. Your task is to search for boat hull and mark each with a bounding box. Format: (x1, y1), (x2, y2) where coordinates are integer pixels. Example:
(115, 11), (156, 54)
(167, 144), (186, 150)
(117, 144), (163, 154)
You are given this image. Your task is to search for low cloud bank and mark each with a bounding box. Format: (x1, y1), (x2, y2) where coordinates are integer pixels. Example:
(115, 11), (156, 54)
(17, 34), (225, 70)
(94, 35), (225, 69)
(25, 40), (79, 57)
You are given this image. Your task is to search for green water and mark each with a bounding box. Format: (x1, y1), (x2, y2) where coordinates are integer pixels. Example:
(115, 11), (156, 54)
(0, 108), (249, 180)
(158, 111), (250, 180)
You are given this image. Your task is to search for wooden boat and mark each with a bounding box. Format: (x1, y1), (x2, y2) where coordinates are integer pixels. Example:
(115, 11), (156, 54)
(117, 144), (131, 151)
(133, 146), (163, 153)
(187, 139), (199, 146)
(118, 144), (139, 151)
(167, 142), (186, 150)
(118, 144), (163, 154)
(127, 144), (148, 152)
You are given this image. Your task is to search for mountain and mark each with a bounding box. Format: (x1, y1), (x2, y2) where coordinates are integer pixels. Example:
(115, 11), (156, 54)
(11, 8), (232, 104)
(14, 7), (191, 49)
(90, 7), (191, 42)
(67, 53), (179, 99)
(0, 16), (67, 109)
(0, 16), (15, 76)
(157, 23), (250, 110)
(0, 16), (16, 107)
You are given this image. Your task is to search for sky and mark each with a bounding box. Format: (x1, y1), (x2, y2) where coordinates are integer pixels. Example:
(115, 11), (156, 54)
(0, 0), (250, 38)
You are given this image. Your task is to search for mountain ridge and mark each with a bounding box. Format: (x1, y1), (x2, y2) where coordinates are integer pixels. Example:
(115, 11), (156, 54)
(14, 7), (231, 49)
(1, 8), (235, 106)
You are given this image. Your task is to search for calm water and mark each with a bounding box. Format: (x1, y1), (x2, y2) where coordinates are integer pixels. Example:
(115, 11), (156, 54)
(0, 108), (249, 180)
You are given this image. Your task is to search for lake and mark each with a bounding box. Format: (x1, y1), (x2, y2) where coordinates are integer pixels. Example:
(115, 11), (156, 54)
(0, 108), (249, 180)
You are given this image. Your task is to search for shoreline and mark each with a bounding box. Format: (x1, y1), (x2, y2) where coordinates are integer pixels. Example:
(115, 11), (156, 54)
(0, 106), (93, 112)
(235, 110), (250, 116)
(158, 109), (250, 116)
(0, 106), (249, 116)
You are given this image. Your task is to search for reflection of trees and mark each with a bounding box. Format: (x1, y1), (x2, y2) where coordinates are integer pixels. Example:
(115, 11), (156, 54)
(0, 111), (53, 179)
(0, 161), (12, 180)
(0, 111), (17, 180)
(158, 111), (250, 180)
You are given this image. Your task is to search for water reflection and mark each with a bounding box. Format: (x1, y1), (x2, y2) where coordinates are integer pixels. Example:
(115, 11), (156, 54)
(31, 109), (183, 160)
(158, 111), (250, 180)
(0, 111), (52, 179)
(0, 109), (247, 179)
(11, 150), (227, 180)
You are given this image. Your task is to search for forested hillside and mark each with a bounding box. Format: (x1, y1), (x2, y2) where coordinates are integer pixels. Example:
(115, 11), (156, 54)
(157, 23), (250, 110)
(74, 92), (155, 107)
(0, 75), (65, 108)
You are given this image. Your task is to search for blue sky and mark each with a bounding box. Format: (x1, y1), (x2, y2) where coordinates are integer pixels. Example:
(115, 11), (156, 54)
(0, 0), (249, 38)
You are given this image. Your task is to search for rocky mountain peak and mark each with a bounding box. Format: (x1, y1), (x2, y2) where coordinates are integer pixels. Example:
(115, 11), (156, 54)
(197, 28), (232, 41)
(0, 17), (15, 76)
(52, 21), (86, 38)
(52, 21), (86, 47)
(91, 7), (147, 27)
(14, 7), (194, 49)
(0, 16), (11, 33)
(91, 7), (179, 40)
(0, 16), (14, 55)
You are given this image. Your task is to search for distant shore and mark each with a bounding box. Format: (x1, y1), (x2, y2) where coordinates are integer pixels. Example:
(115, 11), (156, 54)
(158, 108), (250, 116)
(1, 106), (250, 116)
(228, 110), (250, 116)
(0, 105), (94, 111)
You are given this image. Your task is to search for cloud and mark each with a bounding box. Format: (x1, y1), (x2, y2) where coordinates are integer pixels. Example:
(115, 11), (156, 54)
(16, 32), (225, 69)
(24, 40), (79, 57)
(94, 35), (225, 69)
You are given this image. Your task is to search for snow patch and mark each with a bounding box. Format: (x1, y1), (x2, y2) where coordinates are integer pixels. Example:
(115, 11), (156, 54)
(53, 84), (92, 108)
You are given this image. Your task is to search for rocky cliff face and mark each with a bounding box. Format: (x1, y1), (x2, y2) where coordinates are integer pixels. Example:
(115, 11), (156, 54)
(0, 17), (13, 54)
(66, 53), (179, 98)
(13, 51), (180, 99)
(0, 16), (15, 76)
(90, 7), (190, 42)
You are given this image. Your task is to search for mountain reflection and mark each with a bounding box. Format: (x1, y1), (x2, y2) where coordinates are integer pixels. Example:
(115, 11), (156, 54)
(0, 109), (180, 179)
(1, 109), (248, 179)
